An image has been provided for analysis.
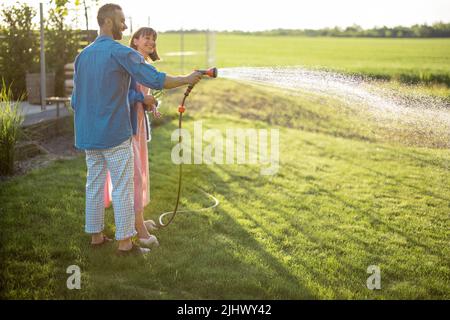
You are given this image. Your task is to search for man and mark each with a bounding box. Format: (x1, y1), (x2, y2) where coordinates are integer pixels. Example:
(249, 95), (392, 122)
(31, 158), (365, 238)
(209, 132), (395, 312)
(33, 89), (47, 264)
(71, 3), (202, 254)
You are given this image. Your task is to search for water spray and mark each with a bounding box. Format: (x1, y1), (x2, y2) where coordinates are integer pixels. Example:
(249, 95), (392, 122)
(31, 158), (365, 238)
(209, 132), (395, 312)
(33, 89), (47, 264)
(154, 67), (219, 229)
(219, 66), (450, 148)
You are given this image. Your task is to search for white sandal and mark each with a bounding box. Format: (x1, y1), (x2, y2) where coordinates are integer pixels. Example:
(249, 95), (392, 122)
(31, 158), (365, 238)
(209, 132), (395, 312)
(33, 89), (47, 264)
(117, 245), (151, 256)
(139, 234), (159, 247)
(144, 219), (159, 231)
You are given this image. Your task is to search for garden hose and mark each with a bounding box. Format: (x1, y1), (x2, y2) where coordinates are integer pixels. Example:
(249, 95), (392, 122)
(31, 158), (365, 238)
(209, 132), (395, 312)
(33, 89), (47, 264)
(156, 68), (218, 228)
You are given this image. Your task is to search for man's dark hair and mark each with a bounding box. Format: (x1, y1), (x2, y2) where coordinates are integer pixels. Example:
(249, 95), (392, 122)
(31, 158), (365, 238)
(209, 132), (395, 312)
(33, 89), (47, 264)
(97, 3), (122, 27)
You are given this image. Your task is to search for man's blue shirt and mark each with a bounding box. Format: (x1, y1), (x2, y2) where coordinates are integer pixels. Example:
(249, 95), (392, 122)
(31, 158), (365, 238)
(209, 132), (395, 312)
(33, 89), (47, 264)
(128, 79), (145, 135)
(71, 35), (166, 149)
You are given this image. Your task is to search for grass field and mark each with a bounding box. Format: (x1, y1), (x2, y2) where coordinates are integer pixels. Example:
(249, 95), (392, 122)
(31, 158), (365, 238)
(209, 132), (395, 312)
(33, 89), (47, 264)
(1, 79), (449, 299)
(138, 34), (450, 88)
(1, 35), (449, 299)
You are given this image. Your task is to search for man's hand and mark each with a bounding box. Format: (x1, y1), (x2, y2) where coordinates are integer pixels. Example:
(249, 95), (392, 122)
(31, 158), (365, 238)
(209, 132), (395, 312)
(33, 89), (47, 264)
(143, 94), (157, 111)
(185, 71), (202, 86)
(163, 71), (203, 89)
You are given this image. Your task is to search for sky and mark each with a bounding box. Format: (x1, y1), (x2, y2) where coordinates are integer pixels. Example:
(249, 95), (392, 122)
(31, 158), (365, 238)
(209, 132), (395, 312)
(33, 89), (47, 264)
(4, 0), (450, 32)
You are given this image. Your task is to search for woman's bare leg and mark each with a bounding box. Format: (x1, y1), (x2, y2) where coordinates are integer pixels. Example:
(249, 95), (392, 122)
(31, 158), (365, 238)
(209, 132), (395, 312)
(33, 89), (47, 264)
(135, 210), (151, 239)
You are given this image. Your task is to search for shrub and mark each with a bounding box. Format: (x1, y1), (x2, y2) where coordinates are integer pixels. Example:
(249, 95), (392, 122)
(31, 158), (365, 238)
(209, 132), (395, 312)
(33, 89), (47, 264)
(0, 2), (39, 99)
(0, 79), (24, 176)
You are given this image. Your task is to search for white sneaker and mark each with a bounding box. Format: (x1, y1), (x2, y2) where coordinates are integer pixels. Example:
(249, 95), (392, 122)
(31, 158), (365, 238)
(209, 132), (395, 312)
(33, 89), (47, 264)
(139, 235), (159, 247)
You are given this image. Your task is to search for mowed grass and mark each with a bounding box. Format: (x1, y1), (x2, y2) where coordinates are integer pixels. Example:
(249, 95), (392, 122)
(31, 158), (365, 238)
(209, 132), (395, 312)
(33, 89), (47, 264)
(1, 80), (449, 299)
(137, 33), (450, 87)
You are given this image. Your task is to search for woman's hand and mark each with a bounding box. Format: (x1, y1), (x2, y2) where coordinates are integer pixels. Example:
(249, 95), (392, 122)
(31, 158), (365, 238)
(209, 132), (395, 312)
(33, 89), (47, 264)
(142, 94), (161, 118)
(151, 107), (162, 119)
(143, 94), (157, 111)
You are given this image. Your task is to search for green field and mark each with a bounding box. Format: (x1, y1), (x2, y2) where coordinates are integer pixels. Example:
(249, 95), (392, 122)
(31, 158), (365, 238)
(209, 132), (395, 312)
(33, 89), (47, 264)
(1, 35), (449, 299)
(140, 34), (450, 87)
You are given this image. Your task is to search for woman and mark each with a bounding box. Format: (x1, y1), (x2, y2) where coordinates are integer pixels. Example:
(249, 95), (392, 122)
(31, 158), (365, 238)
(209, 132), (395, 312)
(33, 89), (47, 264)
(104, 27), (161, 247)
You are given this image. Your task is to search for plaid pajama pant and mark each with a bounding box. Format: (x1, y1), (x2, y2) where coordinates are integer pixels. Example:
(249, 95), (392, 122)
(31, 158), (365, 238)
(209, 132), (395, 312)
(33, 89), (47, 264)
(84, 138), (137, 240)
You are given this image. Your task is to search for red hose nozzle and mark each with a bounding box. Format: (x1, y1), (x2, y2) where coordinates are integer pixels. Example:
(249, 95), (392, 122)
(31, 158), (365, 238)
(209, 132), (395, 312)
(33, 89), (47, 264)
(196, 67), (218, 78)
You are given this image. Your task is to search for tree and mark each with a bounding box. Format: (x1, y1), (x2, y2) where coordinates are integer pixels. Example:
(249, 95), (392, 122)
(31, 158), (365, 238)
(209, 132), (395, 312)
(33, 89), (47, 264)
(79, 0), (99, 32)
(0, 2), (39, 98)
(45, 0), (80, 96)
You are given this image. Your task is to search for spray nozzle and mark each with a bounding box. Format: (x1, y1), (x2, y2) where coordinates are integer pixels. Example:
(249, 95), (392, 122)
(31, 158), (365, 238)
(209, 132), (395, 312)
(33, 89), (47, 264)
(180, 67), (218, 113)
(196, 67), (218, 78)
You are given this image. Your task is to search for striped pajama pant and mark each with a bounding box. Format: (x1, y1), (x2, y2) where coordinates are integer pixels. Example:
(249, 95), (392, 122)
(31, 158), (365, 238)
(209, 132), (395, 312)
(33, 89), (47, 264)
(84, 138), (137, 240)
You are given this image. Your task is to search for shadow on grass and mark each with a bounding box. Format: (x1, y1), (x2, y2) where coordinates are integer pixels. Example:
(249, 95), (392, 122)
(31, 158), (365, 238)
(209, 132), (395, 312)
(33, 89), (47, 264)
(207, 155), (449, 297)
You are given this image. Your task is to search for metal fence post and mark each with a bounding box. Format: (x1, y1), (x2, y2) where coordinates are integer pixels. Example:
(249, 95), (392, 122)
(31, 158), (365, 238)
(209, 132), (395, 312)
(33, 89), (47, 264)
(39, 3), (46, 111)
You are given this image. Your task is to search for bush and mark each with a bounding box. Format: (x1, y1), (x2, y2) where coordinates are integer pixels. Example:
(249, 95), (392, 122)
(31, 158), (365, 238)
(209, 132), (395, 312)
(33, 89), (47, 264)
(0, 2), (39, 99)
(0, 1), (80, 99)
(0, 80), (24, 176)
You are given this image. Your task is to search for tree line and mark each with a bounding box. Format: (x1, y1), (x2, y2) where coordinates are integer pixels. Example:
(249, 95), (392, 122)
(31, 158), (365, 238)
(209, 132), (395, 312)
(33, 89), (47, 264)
(165, 22), (450, 38)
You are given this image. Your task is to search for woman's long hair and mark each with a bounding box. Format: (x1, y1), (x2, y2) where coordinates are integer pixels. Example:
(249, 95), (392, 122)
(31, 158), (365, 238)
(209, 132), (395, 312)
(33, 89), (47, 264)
(129, 27), (160, 61)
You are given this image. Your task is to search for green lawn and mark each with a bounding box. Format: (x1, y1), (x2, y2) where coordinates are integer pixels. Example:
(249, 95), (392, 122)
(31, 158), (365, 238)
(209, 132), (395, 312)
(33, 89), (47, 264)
(139, 34), (450, 87)
(1, 80), (449, 299)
